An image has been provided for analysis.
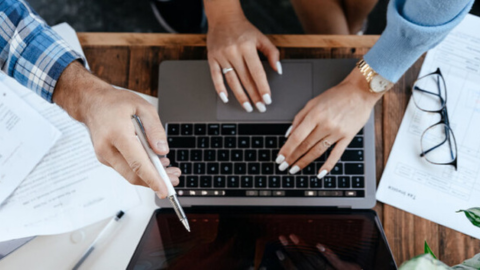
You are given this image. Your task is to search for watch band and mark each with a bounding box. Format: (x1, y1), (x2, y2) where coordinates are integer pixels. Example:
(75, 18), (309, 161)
(356, 59), (376, 83)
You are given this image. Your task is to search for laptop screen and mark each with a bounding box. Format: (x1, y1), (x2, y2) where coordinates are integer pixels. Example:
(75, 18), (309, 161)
(127, 208), (396, 270)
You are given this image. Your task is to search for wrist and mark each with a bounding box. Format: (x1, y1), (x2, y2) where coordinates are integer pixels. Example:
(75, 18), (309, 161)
(204, 0), (246, 28)
(52, 61), (111, 123)
(345, 68), (384, 106)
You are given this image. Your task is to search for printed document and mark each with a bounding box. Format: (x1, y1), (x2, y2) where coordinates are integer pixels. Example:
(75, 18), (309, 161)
(377, 14), (480, 239)
(0, 77), (61, 204)
(0, 24), (140, 242)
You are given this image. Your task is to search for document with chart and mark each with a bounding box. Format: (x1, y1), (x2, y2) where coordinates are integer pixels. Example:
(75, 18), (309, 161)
(377, 14), (480, 239)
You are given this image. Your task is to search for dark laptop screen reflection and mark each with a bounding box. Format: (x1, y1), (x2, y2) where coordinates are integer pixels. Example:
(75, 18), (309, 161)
(129, 211), (395, 270)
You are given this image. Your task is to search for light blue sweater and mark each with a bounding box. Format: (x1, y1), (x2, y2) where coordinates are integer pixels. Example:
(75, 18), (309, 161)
(364, 0), (474, 83)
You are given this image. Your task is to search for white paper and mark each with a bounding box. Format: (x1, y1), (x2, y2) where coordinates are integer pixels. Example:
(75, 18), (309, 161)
(377, 14), (480, 239)
(0, 76), (61, 204)
(0, 23), (140, 241)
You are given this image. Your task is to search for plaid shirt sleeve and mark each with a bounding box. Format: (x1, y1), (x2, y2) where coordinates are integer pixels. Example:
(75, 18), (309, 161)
(0, 0), (85, 102)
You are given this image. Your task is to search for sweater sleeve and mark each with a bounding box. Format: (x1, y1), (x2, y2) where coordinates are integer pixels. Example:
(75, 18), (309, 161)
(364, 0), (474, 83)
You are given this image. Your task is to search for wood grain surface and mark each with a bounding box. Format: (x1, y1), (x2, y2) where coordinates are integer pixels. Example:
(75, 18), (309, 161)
(78, 33), (480, 266)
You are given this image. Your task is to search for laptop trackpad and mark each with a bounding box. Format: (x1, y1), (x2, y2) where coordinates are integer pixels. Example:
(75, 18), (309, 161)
(216, 62), (313, 121)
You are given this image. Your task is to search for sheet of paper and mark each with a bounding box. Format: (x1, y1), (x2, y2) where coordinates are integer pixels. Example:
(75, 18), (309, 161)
(377, 14), (480, 239)
(0, 75), (61, 204)
(0, 24), (140, 242)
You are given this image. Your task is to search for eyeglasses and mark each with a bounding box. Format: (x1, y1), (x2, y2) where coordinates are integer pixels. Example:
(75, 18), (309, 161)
(412, 68), (458, 170)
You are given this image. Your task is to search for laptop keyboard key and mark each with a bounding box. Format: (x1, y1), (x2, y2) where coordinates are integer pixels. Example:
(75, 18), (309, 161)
(204, 150), (216, 161)
(213, 176), (226, 187)
(208, 124), (220, 135)
(207, 163), (219, 174)
(181, 124), (193, 135)
(231, 150), (243, 161)
(255, 176), (267, 188)
(331, 164), (343, 175)
(258, 150), (271, 161)
(338, 176), (350, 188)
(296, 176), (308, 188)
(238, 137), (250, 148)
(211, 137), (223, 148)
(278, 137), (287, 146)
(245, 150), (257, 161)
(224, 137), (236, 148)
(282, 176), (295, 188)
(177, 176), (185, 187)
(200, 176), (212, 187)
(221, 163), (233, 174)
(348, 136), (364, 148)
(248, 163), (260, 174)
(275, 166), (288, 175)
(234, 163), (246, 174)
(342, 150), (364, 161)
(186, 176), (198, 187)
(352, 176), (365, 188)
(177, 150), (189, 161)
(252, 137), (264, 148)
(345, 163), (364, 175)
(262, 163), (274, 175)
(324, 176), (336, 188)
(167, 124), (179, 135)
(191, 150), (202, 161)
(197, 137), (209, 148)
(168, 137), (195, 148)
(241, 176), (253, 188)
(238, 124), (290, 135)
(194, 124), (206, 135)
(227, 176), (240, 187)
(180, 163), (191, 174)
(221, 124), (237, 135)
(310, 177), (322, 188)
(168, 150), (177, 166)
(302, 163), (315, 175)
(218, 150), (229, 161)
(268, 176), (281, 188)
(194, 163), (205, 174)
(265, 137), (277, 148)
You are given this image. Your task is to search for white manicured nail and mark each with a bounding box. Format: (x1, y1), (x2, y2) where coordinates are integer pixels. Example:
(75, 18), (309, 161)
(284, 125), (293, 138)
(262, 94), (272, 105)
(275, 155), (285, 164)
(289, 165), (300, 175)
(243, 102), (253, 112)
(256, 102), (266, 113)
(317, 169), (328, 179)
(279, 161), (289, 171)
(276, 61), (283, 75)
(219, 92), (229, 103)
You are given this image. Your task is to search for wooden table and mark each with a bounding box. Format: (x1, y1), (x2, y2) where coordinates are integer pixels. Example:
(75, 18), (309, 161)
(77, 33), (480, 266)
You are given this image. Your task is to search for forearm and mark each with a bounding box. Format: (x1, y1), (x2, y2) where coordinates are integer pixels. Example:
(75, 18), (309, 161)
(203, 0), (246, 27)
(364, 0), (473, 83)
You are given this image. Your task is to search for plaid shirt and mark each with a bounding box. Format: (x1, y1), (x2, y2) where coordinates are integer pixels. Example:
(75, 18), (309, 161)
(0, 0), (84, 102)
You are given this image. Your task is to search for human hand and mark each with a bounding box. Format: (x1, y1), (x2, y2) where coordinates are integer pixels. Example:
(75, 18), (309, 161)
(204, 0), (281, 112)
(53, 61), (181, 199)
(275, 68), (382, 178)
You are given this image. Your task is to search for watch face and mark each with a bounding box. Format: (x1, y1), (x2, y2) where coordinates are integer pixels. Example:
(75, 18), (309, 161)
(370, 75), (393, 93)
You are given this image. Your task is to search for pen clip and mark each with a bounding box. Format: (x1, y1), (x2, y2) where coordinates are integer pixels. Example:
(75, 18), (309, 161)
(132, 115), (147, 137)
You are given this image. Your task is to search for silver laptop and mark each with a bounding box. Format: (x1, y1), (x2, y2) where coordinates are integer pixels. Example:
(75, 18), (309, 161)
(156, 59), (376, 209)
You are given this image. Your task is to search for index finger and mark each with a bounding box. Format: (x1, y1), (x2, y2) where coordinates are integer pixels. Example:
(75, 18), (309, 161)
(114, 130), (168, 198)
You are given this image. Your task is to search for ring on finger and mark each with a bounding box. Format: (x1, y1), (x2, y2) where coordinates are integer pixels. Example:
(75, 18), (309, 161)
(322, 139), (332, 149)
(222, 67), (234, 74)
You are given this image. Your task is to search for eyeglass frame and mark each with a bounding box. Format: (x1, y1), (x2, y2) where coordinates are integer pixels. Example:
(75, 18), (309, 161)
(412, 68), (458, 170)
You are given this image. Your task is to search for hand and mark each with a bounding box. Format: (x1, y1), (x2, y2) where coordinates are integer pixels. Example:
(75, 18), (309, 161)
(53, 61), (181, 199)
(204, 0), (281, 112)
(276, 68), (382, 178)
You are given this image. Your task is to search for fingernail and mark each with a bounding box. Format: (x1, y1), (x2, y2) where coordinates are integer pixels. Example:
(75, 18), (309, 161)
(243, 102), (253, 113)
(262, 94), (272, 105)
(279, 161), (289, 171)
(255, 102), (266, 113)
(172, 170), (181, 177)
(317, 169), (328, 179)
(289, 234), (299, 244)
(276, 61), (283, 75)
(156, 192), (166, 200)
(276, 250), (285, 261)
(156, 140), (169, 153)
(275, 155), (285, 164)
(316, 244), (326, 252)
(279, 236), (288, 246)
(284, 125), (293, 138)
(289, 165), (300, 175)
(219, 92), (229, 103)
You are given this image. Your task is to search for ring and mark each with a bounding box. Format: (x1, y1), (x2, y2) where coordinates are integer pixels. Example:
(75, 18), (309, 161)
(322, 139), (332, 149)
(222, 67), (234, 74)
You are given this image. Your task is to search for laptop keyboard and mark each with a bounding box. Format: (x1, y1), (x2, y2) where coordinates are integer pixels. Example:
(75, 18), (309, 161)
(167, 123), (366, 198)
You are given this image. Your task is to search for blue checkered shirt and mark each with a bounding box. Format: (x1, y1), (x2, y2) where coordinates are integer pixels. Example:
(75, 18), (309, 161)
(0, 0), (84, 102)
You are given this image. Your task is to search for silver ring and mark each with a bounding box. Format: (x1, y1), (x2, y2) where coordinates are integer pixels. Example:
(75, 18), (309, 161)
(322, 139), (332, 149)
(222, 67), (234, 74)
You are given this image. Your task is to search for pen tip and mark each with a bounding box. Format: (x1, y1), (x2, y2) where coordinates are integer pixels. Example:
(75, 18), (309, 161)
(182, 219), (190, 232)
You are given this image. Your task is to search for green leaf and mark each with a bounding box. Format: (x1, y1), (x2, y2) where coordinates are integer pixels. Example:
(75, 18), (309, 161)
(457, 208), (480, 228)
(399, 254), (450, 270)
(424, 241), (437, 259)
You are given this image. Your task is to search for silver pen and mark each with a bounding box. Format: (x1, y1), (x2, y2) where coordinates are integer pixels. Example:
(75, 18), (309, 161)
(131, 115), (190, 232)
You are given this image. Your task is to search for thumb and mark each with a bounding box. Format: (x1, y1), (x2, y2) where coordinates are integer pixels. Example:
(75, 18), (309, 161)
(257, 35), (281, 74)
(136, 106), (169, 155)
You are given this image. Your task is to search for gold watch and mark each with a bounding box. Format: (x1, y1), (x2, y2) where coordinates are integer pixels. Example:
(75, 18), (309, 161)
(356, 59), (394, 93)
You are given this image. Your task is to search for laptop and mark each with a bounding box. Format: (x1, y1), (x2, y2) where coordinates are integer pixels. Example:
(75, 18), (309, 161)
(155, 59), (376, 208)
